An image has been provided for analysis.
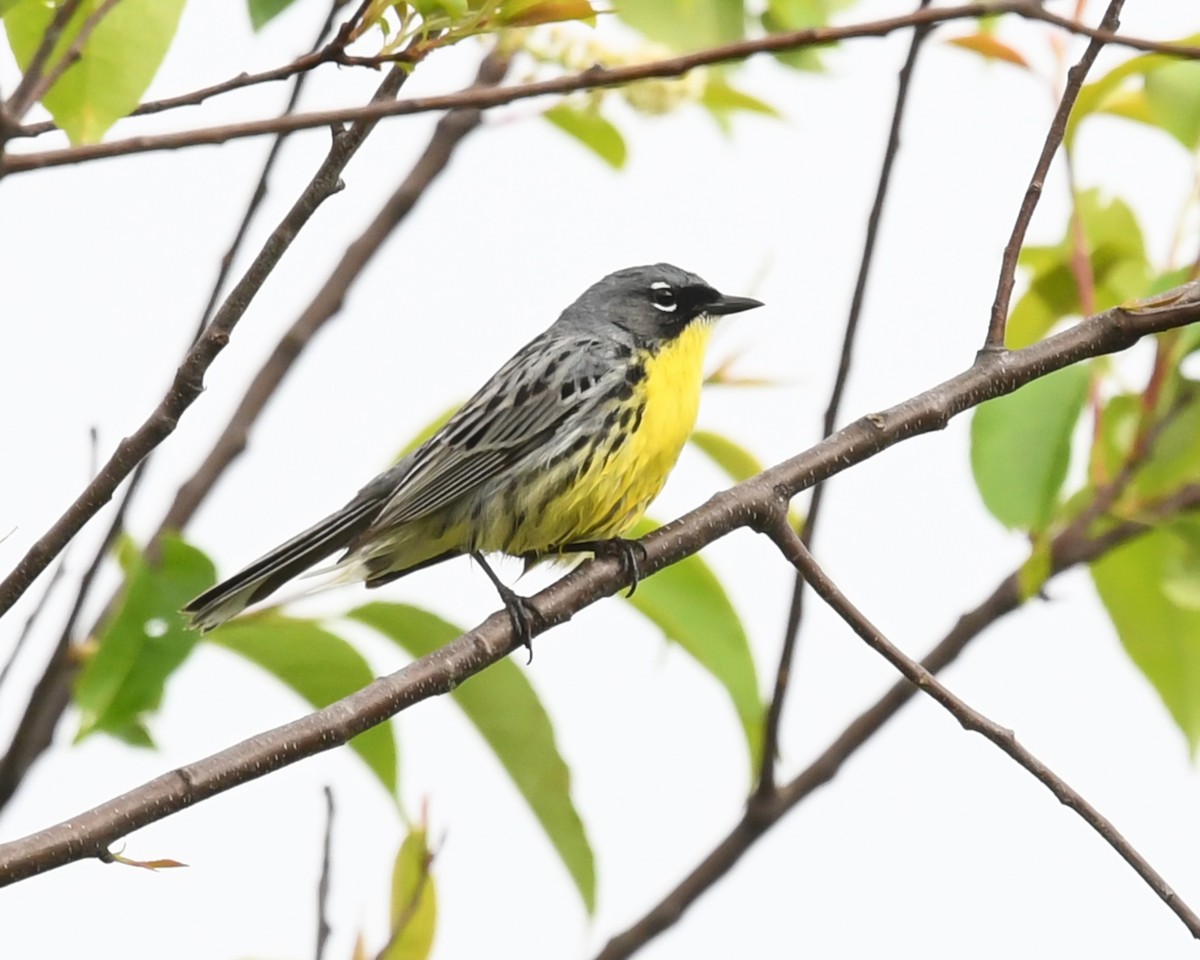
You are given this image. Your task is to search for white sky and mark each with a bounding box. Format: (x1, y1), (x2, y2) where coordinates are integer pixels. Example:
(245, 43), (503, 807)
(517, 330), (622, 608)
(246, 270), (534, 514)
(3, 1), (1200, 957)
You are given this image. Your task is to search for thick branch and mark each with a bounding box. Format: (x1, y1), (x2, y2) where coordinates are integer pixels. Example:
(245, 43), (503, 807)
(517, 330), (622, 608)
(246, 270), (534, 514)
(5, 2), (1200, 175)
(2, 285), (1198, 887)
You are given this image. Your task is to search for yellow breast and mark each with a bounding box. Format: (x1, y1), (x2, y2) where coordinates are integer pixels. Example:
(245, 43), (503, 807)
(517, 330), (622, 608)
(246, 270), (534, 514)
(624, 320), (713, 482)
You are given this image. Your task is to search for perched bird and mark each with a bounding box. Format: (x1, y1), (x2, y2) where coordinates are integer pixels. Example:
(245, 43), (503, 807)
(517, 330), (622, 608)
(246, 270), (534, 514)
(183, 263), (762, 645)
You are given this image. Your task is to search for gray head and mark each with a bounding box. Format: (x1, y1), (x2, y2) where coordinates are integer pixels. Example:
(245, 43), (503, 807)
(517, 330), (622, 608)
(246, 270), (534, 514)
(555, 263), (762, 344)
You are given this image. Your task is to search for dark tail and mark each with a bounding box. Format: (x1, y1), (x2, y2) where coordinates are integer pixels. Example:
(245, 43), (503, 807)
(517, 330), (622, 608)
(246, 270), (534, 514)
(182, 497), (381, 632)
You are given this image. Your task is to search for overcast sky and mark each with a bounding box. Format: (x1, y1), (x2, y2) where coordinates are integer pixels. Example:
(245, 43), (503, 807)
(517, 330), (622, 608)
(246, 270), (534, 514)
(4, 2), (1200, 957)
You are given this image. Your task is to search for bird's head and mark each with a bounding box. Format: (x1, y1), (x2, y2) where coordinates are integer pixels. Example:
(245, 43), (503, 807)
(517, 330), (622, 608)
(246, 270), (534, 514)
(559, 263), (762, 347)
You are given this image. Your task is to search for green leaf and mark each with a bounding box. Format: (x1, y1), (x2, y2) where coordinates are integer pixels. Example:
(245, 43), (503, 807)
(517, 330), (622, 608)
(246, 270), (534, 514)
(689, 429), (764, 482)
(74, 535), (216, 743)
(616, 0), (744, 52)
(970, 363), (1091, 532)
(1006, 190), (1149, 349)
(349, 602), (597, 913)
(700, 75), (779, 134)
(3, 0), (186, 144)
(395, 403), (459, 461)
(762, 0), (853, 71)
(208, 614), (399, 795)
(1144, 60), (1200, 151)
(247, 0), (300, 30)
(544, 104), (627, 169)
(625, 518), (763, 775)
(689, 430), (803, 530)
(1092, 522), (1200, 755)
(1129, 389), (1200, 502)
(1016, 533), (1052, 602)
(382, 828), (438, 960)
(1069, 35), (1200, 149)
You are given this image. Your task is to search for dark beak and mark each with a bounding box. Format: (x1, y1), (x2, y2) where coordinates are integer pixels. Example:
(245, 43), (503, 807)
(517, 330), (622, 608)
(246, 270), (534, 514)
(706, 292), (764, 316)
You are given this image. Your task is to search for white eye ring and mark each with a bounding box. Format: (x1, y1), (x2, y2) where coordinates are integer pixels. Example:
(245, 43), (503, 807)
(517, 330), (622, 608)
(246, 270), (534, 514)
(650, 282), (677, 312)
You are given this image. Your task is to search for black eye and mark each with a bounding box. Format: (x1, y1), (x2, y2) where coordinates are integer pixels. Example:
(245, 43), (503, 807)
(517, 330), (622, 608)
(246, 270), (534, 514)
(650, 285), (677, 312)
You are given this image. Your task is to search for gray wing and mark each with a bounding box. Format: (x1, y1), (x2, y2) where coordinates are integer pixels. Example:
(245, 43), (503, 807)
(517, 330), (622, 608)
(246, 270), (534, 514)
(365, 331), (620, 531)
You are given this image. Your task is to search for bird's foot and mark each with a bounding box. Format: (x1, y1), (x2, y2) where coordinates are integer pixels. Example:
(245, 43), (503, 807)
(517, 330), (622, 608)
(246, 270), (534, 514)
(473, 552), (543, 663)
(562, 537), (649, 597)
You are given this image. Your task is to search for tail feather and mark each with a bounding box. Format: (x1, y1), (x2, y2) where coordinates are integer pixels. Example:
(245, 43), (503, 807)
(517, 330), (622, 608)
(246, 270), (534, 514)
(183, 497), (381, 632)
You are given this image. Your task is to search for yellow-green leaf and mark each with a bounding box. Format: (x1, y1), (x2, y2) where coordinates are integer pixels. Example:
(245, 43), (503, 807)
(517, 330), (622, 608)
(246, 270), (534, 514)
(382, 828), (438, 960)
(349, 602), (597, 913)
(74, 535), (216, 743)
(544, 104), (627, 169)
(970, 364), (1091, 532)
(1007, 190), (1149, 349)
(1092, 523), (1200, 755)
(626, 518), (763, 776)
(208, 614), (399, 796)
(3, 0), (186, 144)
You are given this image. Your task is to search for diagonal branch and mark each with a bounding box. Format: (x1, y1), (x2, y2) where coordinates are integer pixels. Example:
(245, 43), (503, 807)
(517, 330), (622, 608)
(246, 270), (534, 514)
(758, 0), (933, 798)
(5, 2), (1200, 176)
(0, 63), (415, 623)
(983, 0), (1125, 349)
(0, 50), (506, 816)
(1, 284), (1198, 888)
(762, 512), (1200, 936)
(596, 479), (1200, 959)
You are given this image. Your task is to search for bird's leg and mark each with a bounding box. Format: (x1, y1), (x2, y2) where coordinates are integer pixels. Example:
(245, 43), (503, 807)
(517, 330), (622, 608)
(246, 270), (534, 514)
(472, 552), (542, 662)
(558, 538), (649, 597)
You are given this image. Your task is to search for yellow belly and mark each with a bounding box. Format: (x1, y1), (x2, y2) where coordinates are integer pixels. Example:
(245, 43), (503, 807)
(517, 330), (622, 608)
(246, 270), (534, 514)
(514, 320), (714, 551)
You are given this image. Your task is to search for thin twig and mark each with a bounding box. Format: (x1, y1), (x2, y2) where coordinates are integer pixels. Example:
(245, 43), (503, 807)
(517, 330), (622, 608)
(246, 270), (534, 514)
(5, 2), (1198, 176)
(191, 0), (346, 350)
(315, 786), (335, 960)
(757, 0), (933, 798)
(983, 0), (1125, 349)
(2, 285), (1198, 888)
(0, 460), (148, 811)
(764, 514), (1200, 937)
(0, 564), (65, 695)
(157, 50), (509, 536)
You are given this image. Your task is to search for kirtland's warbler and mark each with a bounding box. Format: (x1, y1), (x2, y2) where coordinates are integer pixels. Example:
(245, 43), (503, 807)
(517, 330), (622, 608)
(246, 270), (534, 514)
(183, 263), (762, 644)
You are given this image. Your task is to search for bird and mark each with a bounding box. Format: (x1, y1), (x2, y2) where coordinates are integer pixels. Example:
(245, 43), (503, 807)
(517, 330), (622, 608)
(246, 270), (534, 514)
(183, 263), (763, 647)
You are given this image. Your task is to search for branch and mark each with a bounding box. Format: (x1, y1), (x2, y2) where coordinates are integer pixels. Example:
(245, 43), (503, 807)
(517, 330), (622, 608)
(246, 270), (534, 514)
(5, 2), (1199, 176)
(763, 514), (1200, 936)
(0, 5), (349, 815)
(758, 0), (933, 798)
(597, 488), (1200, 958)
(2, 284), (1198, 887)
(156, 49), (509, 536)
(315, 786), (335, 960)
(0, 51), (506, 824)
(983, 0), (1124, 349)
(0, 64), (415, 623)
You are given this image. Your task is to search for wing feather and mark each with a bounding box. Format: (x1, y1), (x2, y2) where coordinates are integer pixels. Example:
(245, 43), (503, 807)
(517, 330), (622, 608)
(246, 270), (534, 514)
(367, 334), (612, 530)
